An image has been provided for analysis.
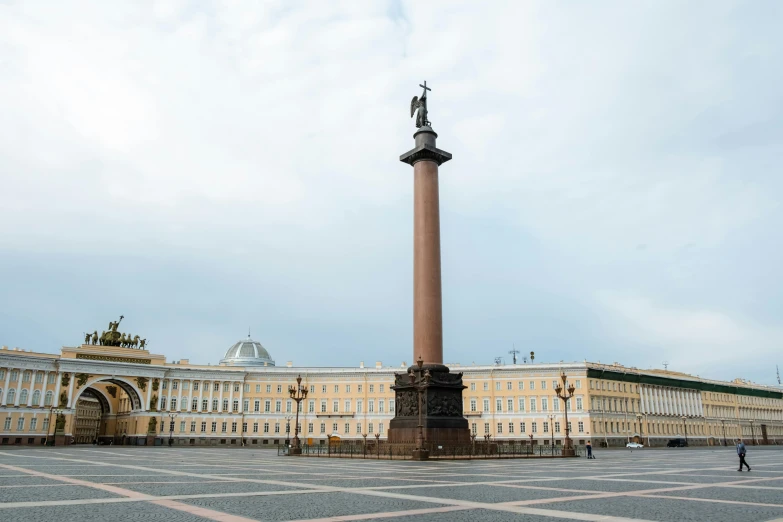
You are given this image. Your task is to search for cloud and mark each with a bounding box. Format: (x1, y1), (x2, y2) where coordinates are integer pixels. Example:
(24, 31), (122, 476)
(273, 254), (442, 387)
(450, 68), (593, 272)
(0, 1), (782, 383)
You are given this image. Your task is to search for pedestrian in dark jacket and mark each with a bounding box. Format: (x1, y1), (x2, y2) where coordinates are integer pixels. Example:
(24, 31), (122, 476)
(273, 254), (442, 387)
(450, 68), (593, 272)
(736, 439), (751, 471)
(586, 440), (594, 459)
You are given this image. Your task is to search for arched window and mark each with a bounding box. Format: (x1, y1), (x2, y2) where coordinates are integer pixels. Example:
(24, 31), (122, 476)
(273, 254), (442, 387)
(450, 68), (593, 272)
(7, 388), (16, 404)
(44, 391), (53, 406)
(19, 389), (28, 404)
(32, 390), (41, 406)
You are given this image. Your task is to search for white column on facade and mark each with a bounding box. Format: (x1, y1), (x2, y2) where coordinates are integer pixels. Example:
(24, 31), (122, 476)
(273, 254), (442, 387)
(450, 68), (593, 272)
(696, 392), (703, 416)
(238, 380), (244, 413)
(648, 387), (655, 414)
(2, 367), (11, 403)
(662, 389), (669, 415)
(688, 391), (696, 416)
(218, 381), (224, 412)
(177, 379), (183, 412)
(198, 381), (204, 412)
(672, 389), (679, 415)
(66, 373), (75, 408)
(228, 382), (234, 412)
(144, 380), (152, 412)
(41, 371), (49, 406)
(668, 389), (674, 415)
(13, 369), (24, 406)
(679, 390), (686, 416)
(645, 387), (652, 414)
(52, 372), (61, 407)
(208, 381), (214, 411)
(26, 370), (36, 406)
(157, 381), (164, 410)
(654, 388), (661, 415)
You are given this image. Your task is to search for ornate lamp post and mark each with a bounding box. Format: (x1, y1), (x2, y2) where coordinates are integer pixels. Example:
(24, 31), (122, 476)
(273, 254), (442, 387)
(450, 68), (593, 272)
(284, 416), (292, 447)
(287, 375), (308, 455)
(555, 371), (576, 456)
(548, 413), (555, 451)
(167, 412), (178, 447)
(681, 415), (688, 445)
(409, 356), (431, 460)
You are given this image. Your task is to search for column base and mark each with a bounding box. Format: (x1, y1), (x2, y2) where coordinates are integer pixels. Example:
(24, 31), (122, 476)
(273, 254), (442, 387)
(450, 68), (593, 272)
(290, 447), (302, 455)
(412, 449), (430, 461)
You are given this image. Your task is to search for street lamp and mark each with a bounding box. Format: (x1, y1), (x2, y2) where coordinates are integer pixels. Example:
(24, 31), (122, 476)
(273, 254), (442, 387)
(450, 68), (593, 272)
(408, 356), (431, 461)
(284, 416), (292, 447)
(555, 371), (576, 456)
(287, 375), (308, 455)
(47, 408), (65, 446)
(548, 414), (555, 452)
(636, 413), (643, 445)
(167, 412), (178, 447)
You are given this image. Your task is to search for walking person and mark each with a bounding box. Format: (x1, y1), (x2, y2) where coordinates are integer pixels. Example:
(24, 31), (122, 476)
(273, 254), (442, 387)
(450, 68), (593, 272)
(736, 439), (751, 472)
(586, 440), (594, 459)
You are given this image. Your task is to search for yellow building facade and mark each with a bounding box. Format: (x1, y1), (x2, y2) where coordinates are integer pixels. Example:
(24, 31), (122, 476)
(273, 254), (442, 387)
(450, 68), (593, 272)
(1, 339), (781, 447)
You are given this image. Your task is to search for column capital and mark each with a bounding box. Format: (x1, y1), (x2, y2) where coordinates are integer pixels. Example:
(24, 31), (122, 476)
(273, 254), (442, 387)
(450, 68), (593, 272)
(400, 143), (452, 166)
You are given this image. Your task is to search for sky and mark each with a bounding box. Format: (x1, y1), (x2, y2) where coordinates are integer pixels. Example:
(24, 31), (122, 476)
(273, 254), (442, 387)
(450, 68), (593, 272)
(1, 1), (782, 385)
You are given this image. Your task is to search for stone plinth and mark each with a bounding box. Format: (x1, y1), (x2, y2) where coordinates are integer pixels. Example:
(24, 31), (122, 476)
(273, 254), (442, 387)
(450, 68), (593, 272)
(388, 365), (470, 444)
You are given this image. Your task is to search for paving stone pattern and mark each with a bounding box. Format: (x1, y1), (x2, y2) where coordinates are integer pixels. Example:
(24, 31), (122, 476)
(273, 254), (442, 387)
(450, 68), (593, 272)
(0, 445), (782, 521)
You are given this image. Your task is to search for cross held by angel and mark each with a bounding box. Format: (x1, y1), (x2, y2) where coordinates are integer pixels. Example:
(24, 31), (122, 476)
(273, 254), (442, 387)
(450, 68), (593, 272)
(410, 81), (431, 128)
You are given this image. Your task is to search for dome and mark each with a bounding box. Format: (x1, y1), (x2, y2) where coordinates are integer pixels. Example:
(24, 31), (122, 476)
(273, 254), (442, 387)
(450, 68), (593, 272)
(219, 335), (275, 367)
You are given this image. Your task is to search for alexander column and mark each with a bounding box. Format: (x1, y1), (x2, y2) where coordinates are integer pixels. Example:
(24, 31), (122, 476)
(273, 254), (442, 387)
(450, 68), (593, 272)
(388, 82), (470, 454)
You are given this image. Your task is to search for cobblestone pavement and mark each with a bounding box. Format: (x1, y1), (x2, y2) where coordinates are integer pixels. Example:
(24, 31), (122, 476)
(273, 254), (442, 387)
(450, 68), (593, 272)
(1, 446), (782, 521)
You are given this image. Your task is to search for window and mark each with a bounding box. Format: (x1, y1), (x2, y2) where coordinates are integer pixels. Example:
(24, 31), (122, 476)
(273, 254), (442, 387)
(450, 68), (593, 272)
(567, 422), (572, 433)
(496, 399), (502, 412)
(370, 384), (375, 393)
(192, 382), (199, 391)
(495, 382), (501, 391)
(192, 398), (198, 410)
(172, 381), (179, 390)
(17, 417), (24, 430)
(47, 373), (55, 384)
(232, 400), (239, 412)
(357, 400), (363, 413)
(214, 382), (220, 391)
(470, 399), (477, 412)
(471, 423), (477, 434)
(202, 399), (208, 411)
(320, 400), (326, 413)
(22, 371), (31, 383)
(266, 385), (271, 393)
(332, 422), (338, 433)
(255, 384), (260, 393)
(470, 383), (476, 391)
(190, 422), (196, 432)
(179, 421), (186, 432)
(265, 400), (271, 413)
(276, 400), (282, 413)
(508, 422), (514, 434)
(334, 385), (339, 393)
(10, 371), (18, 381)
(242, 422), (247, 433)
(346, 385), (351, 392)
(530, 381), (535, 390)
(344, 400), (351, 412)
(576, 380), (581, 389)
(320, 423), (325, 434)
(507, 399), (513, 412)
(253, 422), (258, 433)
(357, 423), (362, 434)
(231, 422), (237, 433)
(222, 399), (229, 411)
(308, 400), (314, 413)
(276, 385), (282, 393)
(553, 399), (560, 411)
(243, 399), (249, 412)
(379, 400), (385, 413)
(532, 422), (537, 433)
(211, 422), (217, 432)
(3, 417), (10, 430)
(264, 423), (269, 433)
(19, 389), (28, 404)
(344, 423), (350, 434)
(542, 398), (548, 412)
(369, 400), (375, 413)
(170, 398), (177, 410)
(274, 423), (280, 433)
(506, 382), (512, 390)
(32, 390), (40, 406)
(254, 400), (260, 412)
(244, 384), (250, 392)
(543, 422), (549, 433)
(484, 423), (490, 434)
(541, 381), (546, 390)
(576, 398), (583, 411)
(357, 385), (362, 393)
(30, 418), (38, 430)
(380, 384), (384, 393)
(44, 391), (53, 406)
(42, 417), (49, 431)
(333, 400), (339, 413)
(483, 399), (489, 412)
(322, 385), (327, 393)
(518, 398), (525, 411)
(35, 373), (43, 384)
(497, 423), (503, 434)
(530, 398), (537, 412)
(483, 382), (489, 391)
(308, 423), (314, 434)
(555, 422), (560, 433)
(578, 421), (584, 433)
(221, 422), (227, 433)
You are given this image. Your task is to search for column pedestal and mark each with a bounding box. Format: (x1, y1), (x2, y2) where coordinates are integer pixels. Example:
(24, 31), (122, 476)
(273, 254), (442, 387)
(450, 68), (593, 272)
(388, 364), (470, 444)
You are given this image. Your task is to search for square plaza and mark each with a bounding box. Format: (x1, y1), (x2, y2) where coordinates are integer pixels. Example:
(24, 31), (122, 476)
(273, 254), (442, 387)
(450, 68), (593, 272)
(1, 446), (782, 521)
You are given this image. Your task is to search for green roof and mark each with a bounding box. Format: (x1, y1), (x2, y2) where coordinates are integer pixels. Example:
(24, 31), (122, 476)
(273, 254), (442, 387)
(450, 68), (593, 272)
(586, 368), (783, 399)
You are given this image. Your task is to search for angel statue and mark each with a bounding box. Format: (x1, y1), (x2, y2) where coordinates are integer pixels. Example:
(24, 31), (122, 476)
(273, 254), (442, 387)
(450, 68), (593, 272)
(410, 81), (431, 128)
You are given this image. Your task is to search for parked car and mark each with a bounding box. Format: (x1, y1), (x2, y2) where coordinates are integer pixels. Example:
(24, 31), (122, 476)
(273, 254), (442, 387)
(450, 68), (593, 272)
(626, 442), (644, 449)
(667, 438), (688, 447)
